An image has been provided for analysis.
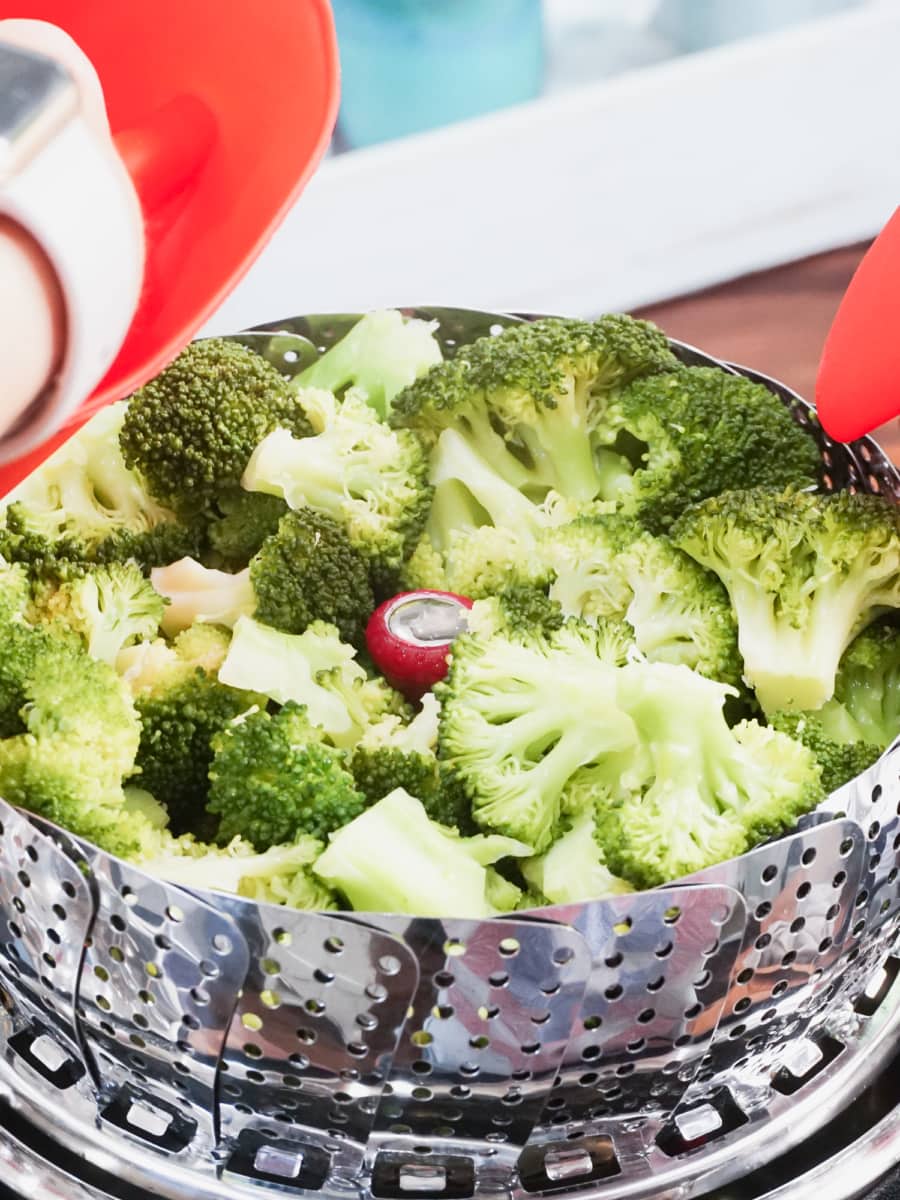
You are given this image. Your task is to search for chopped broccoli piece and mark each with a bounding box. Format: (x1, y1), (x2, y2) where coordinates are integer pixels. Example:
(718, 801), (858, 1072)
(672, 488), (900, 713)
(151, 557), (255, 636)
(298, 310), (443, 419)
(0, 559), (30, 629)
(768, 710), (881, 795)
(350, 692), (441, 806)
(119, 338), (313, 519)
(205, 489), (289, 567)
(312, 788), (531, 916)
(522, 812), (634, 904)
(466, 588), (565, 641)
(597, 368), (822, 532)
(219, 616), (405, 748)
(243, 387), (431, 593)
(542, 516), (742, 685)
(207, 703), (367, 849)
(438, 621), (640, 851)
(0, 403), (199, 572)
(250, 508), (374, 644)
(32, 561), (166, 665)
(823, 620), (900, 747)
(138, 832), (338, 910)
(592, 663), (823, 889)
(119, 626), (261, 836)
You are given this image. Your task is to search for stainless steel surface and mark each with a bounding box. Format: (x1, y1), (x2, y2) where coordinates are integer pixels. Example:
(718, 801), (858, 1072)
(0, 307), (898, 1200)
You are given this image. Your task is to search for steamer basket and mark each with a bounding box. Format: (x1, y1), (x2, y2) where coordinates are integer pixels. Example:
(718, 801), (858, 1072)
(0, 308), (899, 1200)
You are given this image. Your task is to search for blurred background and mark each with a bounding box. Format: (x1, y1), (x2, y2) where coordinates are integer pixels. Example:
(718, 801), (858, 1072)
(203, 0), (900, 443)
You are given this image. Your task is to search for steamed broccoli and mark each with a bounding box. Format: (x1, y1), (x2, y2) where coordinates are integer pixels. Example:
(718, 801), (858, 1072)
(151, 558), (255, 636)
(138, 831), (338, 910)
(118, 625), (263, 835)
(768, 710), (881, 795)
(0, 625), (147, 858)
(672, 488), (900, 713)
(541, 516), (742, 685)
(298, 310), (443, 419)
(312, 788), (532, 917)
(0, 403), (198, 572)
(250, 508), (374, 644)
(219, 616), (405, 748)
(242, 387), (431, 592)
(119, 338), (313, 519)
(350, 692), (441, 806)
(822, 620), (900, 748)
(207, 703), (367, 849)
(205, 489), (289, 567)
(32, 561), (167, 665)
(438, 621), (639, 851)
(595, 368), (821, 532)
(466, 587), (565, 642)
(522, 812), (634, 905)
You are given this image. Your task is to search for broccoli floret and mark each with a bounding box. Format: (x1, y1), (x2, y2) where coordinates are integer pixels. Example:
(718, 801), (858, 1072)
(312, 788), (531, 916)
(391, 315), (678, 503)
(522, 812), (634, 905)
(0, 559), (30, 629)
(0, 403), (199, 572)
(672, 488), (900, 713)
(298, 310), (443, 419)
(119, 626), (262, 836)
(151, 557), (255, 636)
(219, 616), (405, 749)
(242, 387), (430, 593)
(250, 508), (374, 644)
(205, 489), (289, 567)
(32, 561), (167, 666)
(466, 588), (565, 641)
(138, 832), (338, 910)
(438, 621), (640, 851)
(541, 516), (742, 685)
(207, 703), (366, 849)
(350, 692), (441, 806)
(0, 627), (145, 857)
(597, 368), (822, 532)
(592, 663), (823, 889)
(823, 620), (900, 747)
(119, 339), (313, 519)
(769, 710), (880, 795)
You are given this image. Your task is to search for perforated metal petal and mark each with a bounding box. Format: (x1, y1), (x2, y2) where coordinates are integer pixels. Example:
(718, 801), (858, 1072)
(211, 897), (419, 1183)
(528, 883), (745, 1154)
(73, 848), (248, 1156)
(0, 799), (94, 1091)
(367, 915), (591, 1183)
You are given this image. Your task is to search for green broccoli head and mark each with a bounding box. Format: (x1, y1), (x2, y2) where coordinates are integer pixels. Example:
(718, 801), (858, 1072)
(298, 310), (443, 420)
(242, 387), (431, 594)
(542, 516), (742, 685)
(391, 315), (678, 503)
(32, 561), (167, 666)
(350, 692), (441, 807)
(598, 368), (821, 532)
(438, 621), (640, 851)
(250, 508), (374, 644)
(522, 811), (634, 905)
(824, 620), (900, 748)
(119, 626), (261, 837)
(119, 339), (313, 519)
(219, 616), (406, 749)
(0, 403), (200, 572)
(207, 703), (367, 849)
(312, 787), (531, 916)
(592, 663), (822, 888)
(204, 489), (289, 567)
(0, 559), (30, 629)
(768, 710), (881, 796)
(672, 488), (900, 714)
(467, 586), (565, 642)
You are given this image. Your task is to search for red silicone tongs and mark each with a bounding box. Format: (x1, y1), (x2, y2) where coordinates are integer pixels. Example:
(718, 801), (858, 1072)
(0, 0), (340, 493)
(816, 207), (900, 444)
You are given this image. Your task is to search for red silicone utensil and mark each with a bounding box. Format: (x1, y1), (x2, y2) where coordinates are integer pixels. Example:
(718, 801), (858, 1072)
(816, 207), (900, 443)
(0, 0), (339, 491)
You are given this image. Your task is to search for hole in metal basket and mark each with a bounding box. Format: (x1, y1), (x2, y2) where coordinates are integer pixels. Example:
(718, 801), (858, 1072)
(657, 1089), (748, 1157)
(771, 1035), (844, 1095)
(855, 956), (900, 1017)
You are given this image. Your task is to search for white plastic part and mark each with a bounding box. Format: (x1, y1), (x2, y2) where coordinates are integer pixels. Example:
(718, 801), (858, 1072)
(0, 109), (143, 463)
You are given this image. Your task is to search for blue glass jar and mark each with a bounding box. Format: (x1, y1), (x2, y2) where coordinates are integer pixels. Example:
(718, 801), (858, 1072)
(331, 0), (545, 149)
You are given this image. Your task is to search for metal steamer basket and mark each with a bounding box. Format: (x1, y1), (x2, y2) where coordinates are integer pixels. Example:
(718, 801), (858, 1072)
(0, 308), (899, 1200)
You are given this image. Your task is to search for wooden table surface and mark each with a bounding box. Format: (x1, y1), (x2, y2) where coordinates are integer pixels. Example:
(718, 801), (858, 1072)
(635, 243), (900, 462)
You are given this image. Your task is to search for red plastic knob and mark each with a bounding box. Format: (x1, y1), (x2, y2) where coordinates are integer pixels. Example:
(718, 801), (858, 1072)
(366, 590), (473, 701)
